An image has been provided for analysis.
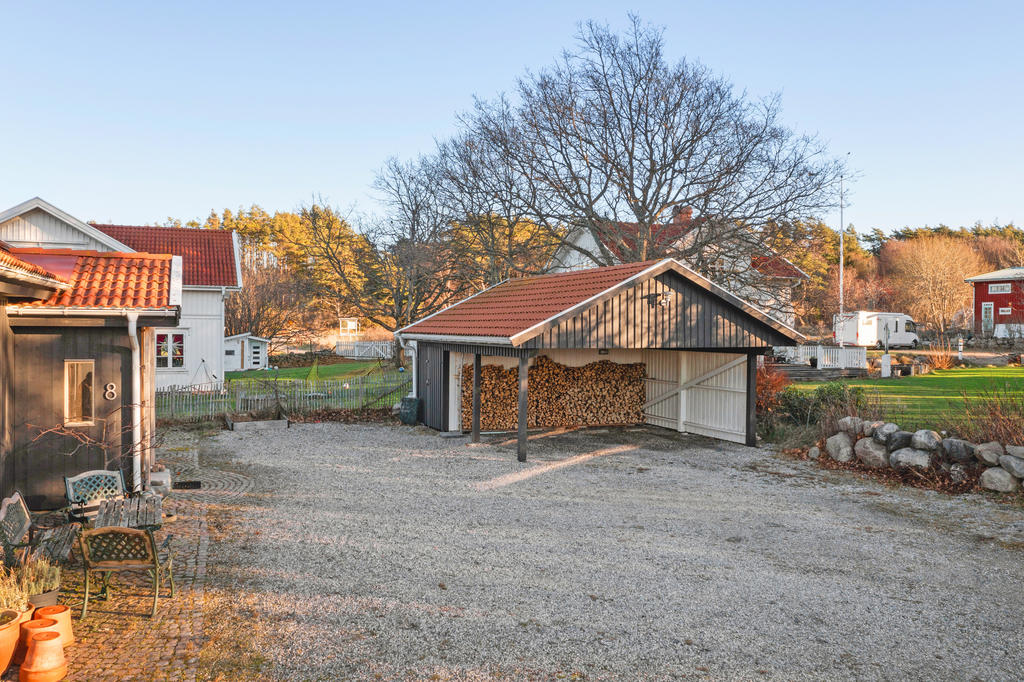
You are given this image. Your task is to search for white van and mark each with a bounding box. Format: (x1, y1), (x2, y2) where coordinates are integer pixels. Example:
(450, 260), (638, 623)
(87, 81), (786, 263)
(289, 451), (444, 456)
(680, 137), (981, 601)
(833, 311), (919, 349)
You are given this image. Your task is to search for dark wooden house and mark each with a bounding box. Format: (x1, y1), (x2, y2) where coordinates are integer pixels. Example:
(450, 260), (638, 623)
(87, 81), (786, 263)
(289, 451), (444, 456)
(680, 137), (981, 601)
(396, 259), (802, 460)
(0, 245), (180, 508)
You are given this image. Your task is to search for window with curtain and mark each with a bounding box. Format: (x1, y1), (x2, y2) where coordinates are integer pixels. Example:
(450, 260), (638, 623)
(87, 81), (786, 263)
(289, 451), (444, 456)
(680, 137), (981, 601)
(156, 332), (185, 369)
(65, 360), (94, 425)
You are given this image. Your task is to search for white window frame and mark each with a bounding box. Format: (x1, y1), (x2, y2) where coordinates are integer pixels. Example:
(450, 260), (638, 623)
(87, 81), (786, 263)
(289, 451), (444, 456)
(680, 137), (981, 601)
(155, 329), (188, 372)
(64, 360), (95, 426)
(981, 302), (995, 332)
(989, 283), (1012, 294)
(999, 307), (1012, 315)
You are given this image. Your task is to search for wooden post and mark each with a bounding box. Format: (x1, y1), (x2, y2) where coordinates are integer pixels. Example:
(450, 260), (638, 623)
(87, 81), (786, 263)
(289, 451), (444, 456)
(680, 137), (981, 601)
(745, 353), (757, 447)
(517, 355), (528, 462)
(471, 353), (481, 443)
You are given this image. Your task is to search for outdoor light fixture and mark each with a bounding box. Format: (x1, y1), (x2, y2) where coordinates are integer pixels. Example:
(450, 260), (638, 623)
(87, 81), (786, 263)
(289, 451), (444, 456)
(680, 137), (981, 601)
(598, 349), (609, 355)
(646, 292), (674, 308)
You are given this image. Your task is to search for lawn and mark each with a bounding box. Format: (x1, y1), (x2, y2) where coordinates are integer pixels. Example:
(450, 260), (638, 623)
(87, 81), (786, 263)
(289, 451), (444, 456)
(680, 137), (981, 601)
(794, 366), (1024, 431)
(225, 360), (380, 381)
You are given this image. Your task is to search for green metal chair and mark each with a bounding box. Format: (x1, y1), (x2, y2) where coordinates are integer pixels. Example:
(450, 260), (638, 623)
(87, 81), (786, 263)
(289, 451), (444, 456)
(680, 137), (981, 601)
(0, 491), (79, 565)
(64, 470), (127, 525)
(78, 527), (174, 618)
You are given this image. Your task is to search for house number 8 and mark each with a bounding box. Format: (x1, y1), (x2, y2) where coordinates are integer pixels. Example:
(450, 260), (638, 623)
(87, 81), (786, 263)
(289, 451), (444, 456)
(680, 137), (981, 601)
(104, 383), (118, 401)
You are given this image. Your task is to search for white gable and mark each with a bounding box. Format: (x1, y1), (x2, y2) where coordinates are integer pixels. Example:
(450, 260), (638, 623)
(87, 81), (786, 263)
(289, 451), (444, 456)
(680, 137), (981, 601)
(0, 198), (131, 251)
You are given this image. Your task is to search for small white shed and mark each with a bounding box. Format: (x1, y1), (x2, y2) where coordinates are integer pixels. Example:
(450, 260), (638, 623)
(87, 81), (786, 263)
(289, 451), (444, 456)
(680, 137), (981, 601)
(224, 333), (270, 372)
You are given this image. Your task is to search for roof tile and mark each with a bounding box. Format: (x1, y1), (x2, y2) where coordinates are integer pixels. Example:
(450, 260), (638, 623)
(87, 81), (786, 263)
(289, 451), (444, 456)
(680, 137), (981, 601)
(91, 224), (239, 287)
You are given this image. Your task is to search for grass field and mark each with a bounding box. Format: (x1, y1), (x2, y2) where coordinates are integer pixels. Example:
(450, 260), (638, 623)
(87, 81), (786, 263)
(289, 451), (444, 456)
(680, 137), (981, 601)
(225, 360), (380, 381)
(795, 367), (1024, 431)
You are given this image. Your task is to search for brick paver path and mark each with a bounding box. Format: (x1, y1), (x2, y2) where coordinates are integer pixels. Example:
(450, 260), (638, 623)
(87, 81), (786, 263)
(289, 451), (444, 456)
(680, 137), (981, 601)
(3, 440), (251, 682)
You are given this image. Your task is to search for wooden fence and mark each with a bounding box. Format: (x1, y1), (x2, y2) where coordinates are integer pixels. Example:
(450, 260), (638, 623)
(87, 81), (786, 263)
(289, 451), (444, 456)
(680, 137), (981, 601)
(774, 345), (868, 369)
(335, 340), (394, 359)
(156, 371), (412, 421)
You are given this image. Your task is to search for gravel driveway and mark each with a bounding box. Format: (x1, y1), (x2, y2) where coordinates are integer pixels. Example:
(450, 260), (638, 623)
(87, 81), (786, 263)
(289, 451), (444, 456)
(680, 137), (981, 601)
(200, 423), (1024, 681)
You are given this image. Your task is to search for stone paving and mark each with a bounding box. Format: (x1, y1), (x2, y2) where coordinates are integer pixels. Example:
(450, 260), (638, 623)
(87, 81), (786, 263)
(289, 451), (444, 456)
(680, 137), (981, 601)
(2, 431), (252, 682)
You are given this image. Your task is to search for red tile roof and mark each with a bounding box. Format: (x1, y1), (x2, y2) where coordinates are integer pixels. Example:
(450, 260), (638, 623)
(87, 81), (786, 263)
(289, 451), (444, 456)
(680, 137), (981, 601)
(751, 255), (807, 280)
(10, 248), (175, 309)
(595, 208), (695, 261)
(400, 260), (661, 338)
(91, 224), (240, 287)
(0, 242), (66, 284)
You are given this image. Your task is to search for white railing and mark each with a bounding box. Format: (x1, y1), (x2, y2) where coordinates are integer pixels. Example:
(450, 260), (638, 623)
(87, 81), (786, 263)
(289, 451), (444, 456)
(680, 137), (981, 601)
(335, 340), (394, 359)
(774, 345), (867, 369)
(156, 371), (411, 421)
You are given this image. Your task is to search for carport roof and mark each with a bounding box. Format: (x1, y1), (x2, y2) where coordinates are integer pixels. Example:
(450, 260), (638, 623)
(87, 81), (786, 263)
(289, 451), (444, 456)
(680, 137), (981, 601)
(397, 258), (802, 347)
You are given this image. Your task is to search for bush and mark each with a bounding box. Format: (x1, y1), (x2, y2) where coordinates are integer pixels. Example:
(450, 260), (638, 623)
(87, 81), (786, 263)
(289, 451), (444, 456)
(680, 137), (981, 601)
(756, 362), (791, 416)
(947, 387), (1024, 445)
(771, 382), (880, 442)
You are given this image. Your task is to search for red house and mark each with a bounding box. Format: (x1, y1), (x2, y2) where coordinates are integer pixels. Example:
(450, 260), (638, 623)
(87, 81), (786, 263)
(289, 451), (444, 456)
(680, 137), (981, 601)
(965, 267), (1024, 337)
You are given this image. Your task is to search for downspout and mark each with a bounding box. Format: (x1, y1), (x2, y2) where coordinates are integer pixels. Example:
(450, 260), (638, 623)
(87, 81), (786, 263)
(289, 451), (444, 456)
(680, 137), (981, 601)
(127, 313), (143, 493)
(397, 335), (417, 398)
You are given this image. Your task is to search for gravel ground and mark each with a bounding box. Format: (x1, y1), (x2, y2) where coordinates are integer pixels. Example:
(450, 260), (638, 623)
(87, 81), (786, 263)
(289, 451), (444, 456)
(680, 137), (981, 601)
(197, 423), (1024, 681)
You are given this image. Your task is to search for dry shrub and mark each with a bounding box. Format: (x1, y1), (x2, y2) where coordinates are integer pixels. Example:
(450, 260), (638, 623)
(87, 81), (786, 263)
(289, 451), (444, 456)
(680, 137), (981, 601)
(947, 388), (1024, 446)
(931, 340), (956, 370)
(756, 362), (791, 415)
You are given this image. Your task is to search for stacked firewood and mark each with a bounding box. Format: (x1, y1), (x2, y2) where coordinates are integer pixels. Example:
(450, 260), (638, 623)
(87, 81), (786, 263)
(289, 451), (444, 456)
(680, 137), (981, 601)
(460, 354), (646, 431)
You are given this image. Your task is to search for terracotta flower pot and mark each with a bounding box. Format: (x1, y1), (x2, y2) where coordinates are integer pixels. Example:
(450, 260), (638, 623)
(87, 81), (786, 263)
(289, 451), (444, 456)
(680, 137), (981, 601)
(12, 606), (37, 667)
(19, 631), (67, 682)
(0, 609), (21, 675)
(15, 620), (58, 665)
(32, 607), (73, 647)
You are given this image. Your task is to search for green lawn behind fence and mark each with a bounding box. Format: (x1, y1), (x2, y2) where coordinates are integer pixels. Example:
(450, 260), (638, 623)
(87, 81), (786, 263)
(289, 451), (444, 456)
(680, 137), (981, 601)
(225, 360), (379, 381)
(794, 367), (1024, 431)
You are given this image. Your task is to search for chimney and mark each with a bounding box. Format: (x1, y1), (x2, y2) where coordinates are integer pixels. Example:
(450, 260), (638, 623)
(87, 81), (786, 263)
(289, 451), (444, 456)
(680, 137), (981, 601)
(670, 206), (693, 224)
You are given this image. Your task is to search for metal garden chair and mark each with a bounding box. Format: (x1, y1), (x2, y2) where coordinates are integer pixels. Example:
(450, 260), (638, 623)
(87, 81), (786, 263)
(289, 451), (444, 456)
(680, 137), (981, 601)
(64, 469), (128, 525)
(78, 527), (174, 618)
(0, 491), (79, 565)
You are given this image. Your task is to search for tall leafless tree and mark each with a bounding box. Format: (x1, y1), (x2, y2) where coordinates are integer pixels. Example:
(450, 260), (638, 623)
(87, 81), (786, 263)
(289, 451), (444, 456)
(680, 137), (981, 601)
(462, 17), (845, 288)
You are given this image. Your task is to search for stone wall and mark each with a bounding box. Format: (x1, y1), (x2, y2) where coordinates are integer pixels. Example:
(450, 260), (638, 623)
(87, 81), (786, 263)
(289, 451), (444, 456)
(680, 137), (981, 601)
(813, 416), (1024, 494)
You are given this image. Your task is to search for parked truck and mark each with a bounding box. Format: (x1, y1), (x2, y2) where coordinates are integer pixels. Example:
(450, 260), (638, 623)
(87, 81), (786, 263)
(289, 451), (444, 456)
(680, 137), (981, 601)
(833, 311), (919, 349)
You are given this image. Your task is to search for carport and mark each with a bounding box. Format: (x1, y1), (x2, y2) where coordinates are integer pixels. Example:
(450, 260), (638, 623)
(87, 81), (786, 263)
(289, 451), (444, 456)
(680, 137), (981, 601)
(395, 259), (802, 460)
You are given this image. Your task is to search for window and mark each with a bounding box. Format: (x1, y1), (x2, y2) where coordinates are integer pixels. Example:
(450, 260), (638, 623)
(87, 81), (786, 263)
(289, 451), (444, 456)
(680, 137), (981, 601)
(989, 283), (1012, 294)
(156, 332), (185, 369)
(65, 360), (94, 425)
(999, 307), (1012, 315)
(905, 321), (916, 333)
(225, 349), (235, 356)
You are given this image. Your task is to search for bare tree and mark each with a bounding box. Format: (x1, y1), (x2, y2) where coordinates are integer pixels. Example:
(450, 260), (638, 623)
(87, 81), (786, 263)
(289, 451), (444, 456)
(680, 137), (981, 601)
(224, 261), (316, 349)
(881, 236), (987, 337)
(464, 17), (844, 286)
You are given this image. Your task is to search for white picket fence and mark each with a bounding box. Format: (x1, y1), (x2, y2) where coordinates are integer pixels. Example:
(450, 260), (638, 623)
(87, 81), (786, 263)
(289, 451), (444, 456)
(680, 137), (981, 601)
(775, 345), (867, 369)
(156, 371), (411, 421)
(335, 340), (394, 359)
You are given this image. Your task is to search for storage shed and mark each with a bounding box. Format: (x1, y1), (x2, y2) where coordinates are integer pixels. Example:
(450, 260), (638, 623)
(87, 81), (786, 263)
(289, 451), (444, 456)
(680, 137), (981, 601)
(223, 333), (270, 372)
(395, 259), (802, 460)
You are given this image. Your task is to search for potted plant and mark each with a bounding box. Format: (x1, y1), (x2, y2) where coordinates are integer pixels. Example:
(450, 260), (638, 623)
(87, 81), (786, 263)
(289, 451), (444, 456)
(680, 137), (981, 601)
(18, 559), (60, 608)
(0, 566), (28, 674)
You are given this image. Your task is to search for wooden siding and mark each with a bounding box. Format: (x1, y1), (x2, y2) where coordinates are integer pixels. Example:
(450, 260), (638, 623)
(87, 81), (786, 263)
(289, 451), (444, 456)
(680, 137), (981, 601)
(642, 350), (680, 430)
(9, 327), (132, 508)
(0, 301), (11, 496)
(681, 352), (747, 442)
(522, 271), (790, 350)
(416, 343), (449, 431)
(0, 208), (112, 250)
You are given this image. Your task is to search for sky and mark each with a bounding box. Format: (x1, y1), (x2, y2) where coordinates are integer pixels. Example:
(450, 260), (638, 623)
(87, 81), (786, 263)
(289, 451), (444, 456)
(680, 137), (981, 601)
(2, 1), (1021, 234)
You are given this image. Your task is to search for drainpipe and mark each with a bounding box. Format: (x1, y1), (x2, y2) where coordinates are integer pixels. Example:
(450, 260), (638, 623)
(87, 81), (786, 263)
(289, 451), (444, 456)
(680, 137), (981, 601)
(397, 336), (417, 397)
(127, 313), (143, 493)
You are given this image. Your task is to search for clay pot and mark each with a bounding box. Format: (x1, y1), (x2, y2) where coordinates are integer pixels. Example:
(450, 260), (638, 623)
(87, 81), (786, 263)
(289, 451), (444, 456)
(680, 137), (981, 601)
(19, 631), (67, 682)
(32, 607), (73, 647)
(0, 609), (21, 675)
(15, 620), (58, 665)
(11, 606), (38, 666)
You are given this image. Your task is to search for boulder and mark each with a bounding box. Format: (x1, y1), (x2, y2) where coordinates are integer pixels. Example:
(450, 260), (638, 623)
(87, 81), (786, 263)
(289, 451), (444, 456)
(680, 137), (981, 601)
(855, 438), (890, 468)
(837, 416), (864, 437)
(808, 446), (821, 460)
(949, 463), (968, 484)
(889, 448), (933, 471)
(888, 431), (913, 452)
(975, 442), (1005, 466)
(941, 438), (975, 464)
(1006, 445), (1024, 458)
(980, 467), (1020, 493)
(999, 455), (1024, 479)
(826, 433), (854, 463)
(911, 429), (942, 451)
(873, 423), (901, 445)
(862, 420), (885, 438)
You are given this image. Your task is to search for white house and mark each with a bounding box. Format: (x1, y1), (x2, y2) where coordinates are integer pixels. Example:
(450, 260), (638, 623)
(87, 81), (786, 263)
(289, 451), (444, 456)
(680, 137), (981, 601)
(548, 208), (808, 327)
(0, 197), (242, 388)
(223, 333), (270, 372)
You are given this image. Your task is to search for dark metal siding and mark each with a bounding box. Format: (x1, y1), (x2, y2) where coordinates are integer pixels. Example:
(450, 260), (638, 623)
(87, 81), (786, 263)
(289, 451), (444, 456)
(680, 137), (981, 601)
(10, 327), (131, 508)
(0, 302), (10, 500)
(426, 342), (533, 358)
(522, 271), (792, 350)
(416, 343), (449, 431)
